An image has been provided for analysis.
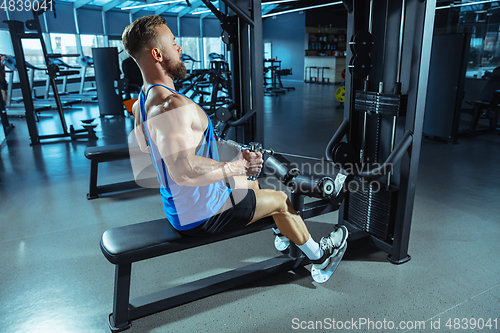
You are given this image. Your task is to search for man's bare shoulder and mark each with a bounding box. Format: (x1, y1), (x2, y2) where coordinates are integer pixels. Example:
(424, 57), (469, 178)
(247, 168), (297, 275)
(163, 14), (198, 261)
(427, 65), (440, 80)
(131, 99), (141, 119)
(149, 92), (196, 119)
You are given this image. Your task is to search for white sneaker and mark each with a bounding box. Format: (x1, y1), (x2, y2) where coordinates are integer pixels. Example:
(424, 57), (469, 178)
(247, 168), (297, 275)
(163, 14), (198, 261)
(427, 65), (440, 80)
(310, 226), (348, 270)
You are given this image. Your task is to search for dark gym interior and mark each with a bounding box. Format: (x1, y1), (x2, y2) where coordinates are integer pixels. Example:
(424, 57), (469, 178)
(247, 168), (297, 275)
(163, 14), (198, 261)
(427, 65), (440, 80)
(1, 1), (499, 332)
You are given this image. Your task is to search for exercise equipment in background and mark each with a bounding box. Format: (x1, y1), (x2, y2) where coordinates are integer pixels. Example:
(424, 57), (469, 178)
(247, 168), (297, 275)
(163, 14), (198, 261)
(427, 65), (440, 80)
(174, 53), (233, 115)
(93, 47), (127, 118)
(463, 69), (500, 135)
(264, 58), (294, 95)
(0, 64), (14, 137)
(79, 56), (97, 95)
(5, 1), (96, 144)
(181, 54), (201, 74)
(121, 56), (142, 101)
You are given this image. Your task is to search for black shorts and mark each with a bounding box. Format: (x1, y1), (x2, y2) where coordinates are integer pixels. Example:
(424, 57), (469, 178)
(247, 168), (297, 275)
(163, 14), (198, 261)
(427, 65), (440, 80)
(0, 77), (7, 91)
(178, 189), (256, 237)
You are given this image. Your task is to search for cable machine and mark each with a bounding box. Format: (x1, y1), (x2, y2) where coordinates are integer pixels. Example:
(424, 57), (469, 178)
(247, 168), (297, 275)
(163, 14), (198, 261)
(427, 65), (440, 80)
(328, 0), (436, 263)
(5, 1), (96, 145)
(205, 0), (435, 265)
(201, 0), (264, 145)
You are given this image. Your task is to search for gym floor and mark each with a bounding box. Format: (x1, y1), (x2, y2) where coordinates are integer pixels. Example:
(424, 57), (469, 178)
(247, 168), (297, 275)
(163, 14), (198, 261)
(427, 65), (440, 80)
(1, 81), (499, 333)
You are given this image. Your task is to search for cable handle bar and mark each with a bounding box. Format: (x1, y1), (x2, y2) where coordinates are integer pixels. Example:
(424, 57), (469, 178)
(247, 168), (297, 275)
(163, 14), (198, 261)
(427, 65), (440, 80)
(221, 140), (273, 181)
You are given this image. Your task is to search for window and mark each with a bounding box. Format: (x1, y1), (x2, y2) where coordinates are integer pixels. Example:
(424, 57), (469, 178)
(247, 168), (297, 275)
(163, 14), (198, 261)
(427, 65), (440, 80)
(80, 34), (105, 57)
(450, 4), (500, 77)
(264, 42), (272, 60)
(80, 34), (105, 76)
(203, 37), (224, 69)
(264, 42), (272, 80)
(0, 30), (14, 56)
(20, 39), (46, 81)
(1, 30), (18, 84)
(50, 33), (79, 66)
(179, 37), (201, 71)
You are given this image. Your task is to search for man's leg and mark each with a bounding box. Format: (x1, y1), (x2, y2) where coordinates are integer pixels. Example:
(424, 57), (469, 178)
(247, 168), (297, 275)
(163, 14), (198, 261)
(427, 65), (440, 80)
(250, 189), (309, 245)
(232, 176), (347, 269)
(232, 176), (309, 245)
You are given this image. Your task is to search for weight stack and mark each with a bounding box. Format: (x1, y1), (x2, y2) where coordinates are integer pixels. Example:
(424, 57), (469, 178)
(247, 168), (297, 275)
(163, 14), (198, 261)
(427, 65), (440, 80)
(355, 91), (408, 116)
(347, 177), (398, 241)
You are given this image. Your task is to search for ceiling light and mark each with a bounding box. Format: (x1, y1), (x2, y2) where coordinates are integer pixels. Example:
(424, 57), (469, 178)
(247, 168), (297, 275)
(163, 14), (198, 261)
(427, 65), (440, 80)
(121, 0), (184, 10)
(262, 0), (301, 5)
(436, 0), (500, 10)
(262, 1), (343, 18)
(192, 9), (213, 14)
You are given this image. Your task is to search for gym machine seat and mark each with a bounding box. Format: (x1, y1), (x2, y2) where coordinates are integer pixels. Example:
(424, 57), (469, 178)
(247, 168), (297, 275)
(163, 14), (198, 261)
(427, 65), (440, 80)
(100, 216), (307, 332)
(99, 139), (353, 331)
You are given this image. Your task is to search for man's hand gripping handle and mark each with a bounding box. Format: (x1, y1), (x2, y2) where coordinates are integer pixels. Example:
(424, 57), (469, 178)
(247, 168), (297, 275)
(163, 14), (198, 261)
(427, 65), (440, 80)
(223, 140), (274, 180)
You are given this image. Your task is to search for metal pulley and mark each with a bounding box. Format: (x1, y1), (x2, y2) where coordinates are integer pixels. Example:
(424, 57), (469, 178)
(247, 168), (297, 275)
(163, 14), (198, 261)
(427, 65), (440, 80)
(215, 106), (232, 122)
(331, 142), (358, 169)
(289, 175), (336, 199)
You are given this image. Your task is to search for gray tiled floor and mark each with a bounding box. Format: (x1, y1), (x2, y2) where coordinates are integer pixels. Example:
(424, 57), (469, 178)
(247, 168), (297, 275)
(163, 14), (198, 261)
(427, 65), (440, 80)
(1, 81), (499, 333)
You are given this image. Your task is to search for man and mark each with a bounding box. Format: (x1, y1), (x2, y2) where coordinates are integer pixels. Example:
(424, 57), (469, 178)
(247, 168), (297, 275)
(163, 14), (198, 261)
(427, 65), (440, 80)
(122, 15), (347, 274)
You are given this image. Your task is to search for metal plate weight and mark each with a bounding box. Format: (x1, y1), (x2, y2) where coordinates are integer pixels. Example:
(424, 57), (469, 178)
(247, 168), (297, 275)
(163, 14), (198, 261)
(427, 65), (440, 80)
(350, 30), (374, 55)
(349, 55), (372, 79)
(335, 86), (345, 102)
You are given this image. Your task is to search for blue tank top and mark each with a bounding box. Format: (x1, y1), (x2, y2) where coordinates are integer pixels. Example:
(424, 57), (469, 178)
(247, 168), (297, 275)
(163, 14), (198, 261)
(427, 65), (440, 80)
(139, 84), (232, 230)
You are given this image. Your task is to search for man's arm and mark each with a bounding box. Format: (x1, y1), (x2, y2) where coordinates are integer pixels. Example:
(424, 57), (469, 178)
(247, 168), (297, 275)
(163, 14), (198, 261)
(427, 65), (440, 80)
(148, 96), (262, 187)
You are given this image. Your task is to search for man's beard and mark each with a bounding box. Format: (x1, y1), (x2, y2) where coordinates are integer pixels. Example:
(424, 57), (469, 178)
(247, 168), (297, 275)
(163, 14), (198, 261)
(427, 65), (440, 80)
(163, 57), (187, 79)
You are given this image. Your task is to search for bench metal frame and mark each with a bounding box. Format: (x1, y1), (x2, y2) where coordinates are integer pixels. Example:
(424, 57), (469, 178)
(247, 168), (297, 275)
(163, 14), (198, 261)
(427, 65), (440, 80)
(104, 192), (340, 332)
(87, 157), (143, 200)
(85, 144), (156, 199)
(110, 249), (307, 332)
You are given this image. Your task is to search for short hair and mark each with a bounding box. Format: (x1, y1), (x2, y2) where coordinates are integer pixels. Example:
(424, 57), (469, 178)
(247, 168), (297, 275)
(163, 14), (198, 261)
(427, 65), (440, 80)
(122, 15), (166, 60)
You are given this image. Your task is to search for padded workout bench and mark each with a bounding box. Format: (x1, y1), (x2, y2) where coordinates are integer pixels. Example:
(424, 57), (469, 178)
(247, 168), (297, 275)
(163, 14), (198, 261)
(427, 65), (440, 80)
(99, 150), (353, 331)
(84, 143), (155, 199)
(100, 216), (308, 332)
